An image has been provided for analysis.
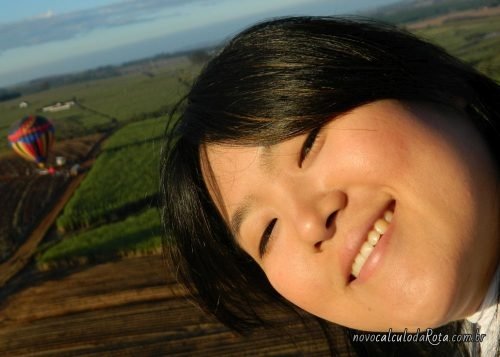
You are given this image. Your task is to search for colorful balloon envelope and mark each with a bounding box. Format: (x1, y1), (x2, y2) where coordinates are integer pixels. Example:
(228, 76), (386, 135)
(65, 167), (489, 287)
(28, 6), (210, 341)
(8, 115), (55, 168)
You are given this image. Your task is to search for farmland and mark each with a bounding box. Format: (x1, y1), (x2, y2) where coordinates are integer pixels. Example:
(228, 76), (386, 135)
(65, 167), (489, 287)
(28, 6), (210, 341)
(0, 58), (194, 266)
(56, 137), (160, 232)
(414, 13), (500, 80)
(0, 256), (336, 355)
(1, 8), (500, 355)
(53, 117), (164, 265)
(0, 58), (197, 153)
(0, 175), (67, 262)
(0, 134), (103, 263)
(39, 208), (161, 270)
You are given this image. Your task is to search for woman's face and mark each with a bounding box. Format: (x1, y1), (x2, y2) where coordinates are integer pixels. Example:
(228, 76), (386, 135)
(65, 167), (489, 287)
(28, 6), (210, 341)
(203, 99), (499, 332)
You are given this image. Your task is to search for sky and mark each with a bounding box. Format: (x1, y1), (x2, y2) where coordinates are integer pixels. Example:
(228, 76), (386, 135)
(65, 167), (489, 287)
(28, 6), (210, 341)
(0, 0), (401, 87)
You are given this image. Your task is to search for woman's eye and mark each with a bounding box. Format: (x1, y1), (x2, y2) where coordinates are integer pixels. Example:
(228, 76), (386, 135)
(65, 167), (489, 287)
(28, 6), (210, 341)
(259, 218), (277, 258)
(299, 127), (321, 167)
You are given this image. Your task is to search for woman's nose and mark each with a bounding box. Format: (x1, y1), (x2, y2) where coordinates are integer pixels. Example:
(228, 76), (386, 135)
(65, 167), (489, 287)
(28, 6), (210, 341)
(290, 190), (347, 250)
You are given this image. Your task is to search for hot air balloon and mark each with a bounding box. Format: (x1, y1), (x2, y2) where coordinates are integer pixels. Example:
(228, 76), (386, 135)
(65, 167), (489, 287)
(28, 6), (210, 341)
(7, 115), (55, 168)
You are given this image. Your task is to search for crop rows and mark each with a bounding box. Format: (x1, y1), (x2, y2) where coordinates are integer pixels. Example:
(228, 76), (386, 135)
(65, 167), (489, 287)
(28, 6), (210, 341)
(0, 155), (33, 177)
(103, 117), (165, 151)
(0, 175), (68, 263)
(0, 135), (102, 263)
(56, 140), (160, 232)
(0, 179), (28, 260)
(57, 118), (163, 232)
(39, 208), (161, 269)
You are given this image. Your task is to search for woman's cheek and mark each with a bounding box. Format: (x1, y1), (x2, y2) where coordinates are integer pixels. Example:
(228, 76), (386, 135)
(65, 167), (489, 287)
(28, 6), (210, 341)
(264, 248), (329, 312)
(319, 129), (412, 187)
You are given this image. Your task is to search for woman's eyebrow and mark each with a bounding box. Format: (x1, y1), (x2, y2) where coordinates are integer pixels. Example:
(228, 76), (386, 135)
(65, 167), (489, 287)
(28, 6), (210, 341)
(230, 196), (254, 238)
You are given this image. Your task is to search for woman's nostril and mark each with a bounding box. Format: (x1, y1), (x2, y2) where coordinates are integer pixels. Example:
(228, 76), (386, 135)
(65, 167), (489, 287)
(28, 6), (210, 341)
(326, 212), (337, 229)
(314, 241), (322, 250)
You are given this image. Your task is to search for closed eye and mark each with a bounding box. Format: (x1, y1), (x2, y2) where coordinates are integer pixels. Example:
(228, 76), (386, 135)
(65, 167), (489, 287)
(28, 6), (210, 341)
(299, 127), (321, 167)
(259, 218), (277, 258)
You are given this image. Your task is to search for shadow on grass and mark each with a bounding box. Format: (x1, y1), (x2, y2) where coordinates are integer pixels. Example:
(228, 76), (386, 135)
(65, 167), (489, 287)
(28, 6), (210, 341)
(81, 225), (162, 257)
(103, 136), (163, 153)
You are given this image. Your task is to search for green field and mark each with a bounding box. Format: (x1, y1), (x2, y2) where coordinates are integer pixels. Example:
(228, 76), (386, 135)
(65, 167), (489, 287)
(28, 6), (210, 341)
(25, 60), (192, 268)
(56, 118), (164, 232)
(415, 14), (500, 81)
(38, 208), (161, 270)
(103, 117), (165, 150)
(373, 0), (500, 24)
(0, 59), (197, 153)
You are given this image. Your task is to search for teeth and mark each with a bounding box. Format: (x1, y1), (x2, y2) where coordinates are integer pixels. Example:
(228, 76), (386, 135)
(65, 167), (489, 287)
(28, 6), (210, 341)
(374, 219), (389, 234)
(360, 242), (374, 258)
(352, 259), (362, 278)
(367, 230), (380, 246)
(351, 208), (394, 278)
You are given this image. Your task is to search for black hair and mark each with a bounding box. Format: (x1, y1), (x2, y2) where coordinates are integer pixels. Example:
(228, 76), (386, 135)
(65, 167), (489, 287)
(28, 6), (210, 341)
(160, 16), (500, 356)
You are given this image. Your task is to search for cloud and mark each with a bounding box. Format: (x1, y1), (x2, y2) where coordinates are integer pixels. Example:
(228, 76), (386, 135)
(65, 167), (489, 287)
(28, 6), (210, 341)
(0, 0), (212, 53)
(33, 10), (55, 20)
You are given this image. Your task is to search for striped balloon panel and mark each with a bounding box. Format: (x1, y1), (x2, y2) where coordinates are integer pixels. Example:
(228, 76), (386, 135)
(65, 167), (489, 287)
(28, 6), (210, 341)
(7, 115), (55, 165)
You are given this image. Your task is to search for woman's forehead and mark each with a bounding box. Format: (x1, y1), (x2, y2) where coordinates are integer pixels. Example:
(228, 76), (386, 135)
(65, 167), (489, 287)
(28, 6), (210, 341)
(202, 145), (261, 204)
(200, 144), (258, 220)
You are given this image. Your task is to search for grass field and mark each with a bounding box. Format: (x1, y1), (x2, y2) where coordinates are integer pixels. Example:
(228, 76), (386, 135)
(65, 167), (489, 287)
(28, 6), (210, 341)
(372, 0), (500, 24)
(415, 14), (500, 81)
(56, 118), (163, 232)
(103, 117), (165, 151)
(38, 208), (161, 269)
(0, 59), (197, 153)
(27, 62), (187, 267)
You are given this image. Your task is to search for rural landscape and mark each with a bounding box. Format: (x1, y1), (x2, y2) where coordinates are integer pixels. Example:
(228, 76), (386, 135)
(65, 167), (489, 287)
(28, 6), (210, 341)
(1, 0), (500, 355)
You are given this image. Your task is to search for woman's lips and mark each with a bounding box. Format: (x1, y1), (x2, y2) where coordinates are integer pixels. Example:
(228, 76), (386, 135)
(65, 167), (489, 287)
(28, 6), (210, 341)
(342, 200), (396, 284)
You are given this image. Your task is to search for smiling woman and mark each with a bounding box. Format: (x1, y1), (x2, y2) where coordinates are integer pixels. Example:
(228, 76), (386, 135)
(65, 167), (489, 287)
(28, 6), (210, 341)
(160, 17), (500, 356)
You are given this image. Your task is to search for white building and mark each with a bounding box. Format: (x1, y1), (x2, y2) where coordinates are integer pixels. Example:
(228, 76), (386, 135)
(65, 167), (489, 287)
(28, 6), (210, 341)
(42, 101), (75, 113)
